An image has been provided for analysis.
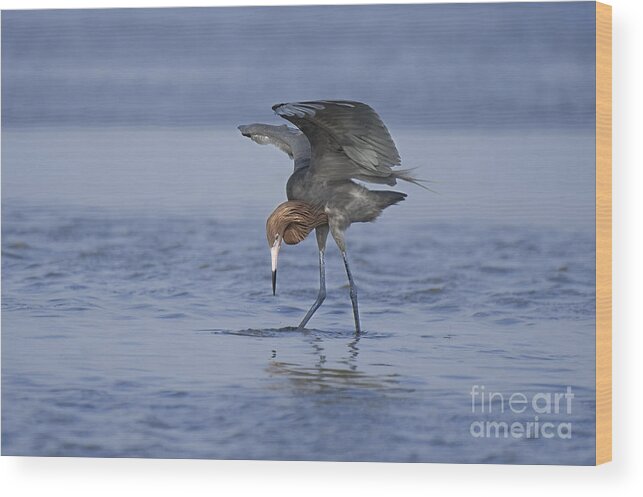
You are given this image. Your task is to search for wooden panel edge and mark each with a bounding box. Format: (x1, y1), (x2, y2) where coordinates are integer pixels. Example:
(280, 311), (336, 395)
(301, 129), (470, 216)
(595, 1), (612, 466)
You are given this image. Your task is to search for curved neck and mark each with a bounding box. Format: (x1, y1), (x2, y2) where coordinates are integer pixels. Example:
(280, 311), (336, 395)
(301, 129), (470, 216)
(281, 203), (328, 245)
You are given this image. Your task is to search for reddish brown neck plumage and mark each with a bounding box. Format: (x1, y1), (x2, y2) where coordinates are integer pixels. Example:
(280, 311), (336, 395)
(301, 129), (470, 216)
(266, 201), (328, 245)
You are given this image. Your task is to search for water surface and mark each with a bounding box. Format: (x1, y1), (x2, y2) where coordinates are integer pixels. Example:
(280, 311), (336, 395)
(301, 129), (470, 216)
(2, 128), (595, 463)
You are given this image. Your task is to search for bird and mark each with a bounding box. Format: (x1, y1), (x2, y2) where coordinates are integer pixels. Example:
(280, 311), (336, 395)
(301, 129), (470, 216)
(239, 100), (422, 334)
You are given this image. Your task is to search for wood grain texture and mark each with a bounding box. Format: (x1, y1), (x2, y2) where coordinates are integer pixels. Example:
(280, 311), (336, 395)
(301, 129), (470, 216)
(595, 1), (612, 465)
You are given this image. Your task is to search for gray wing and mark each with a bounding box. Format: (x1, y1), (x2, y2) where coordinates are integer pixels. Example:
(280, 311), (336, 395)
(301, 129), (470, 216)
(238, 123), (311, 170)
(272, 100), (403, 185)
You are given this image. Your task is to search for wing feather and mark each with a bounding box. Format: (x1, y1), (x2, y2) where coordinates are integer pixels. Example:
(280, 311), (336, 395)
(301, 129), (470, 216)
(238, 123), (311, 170)
(272, 100), (403, 184)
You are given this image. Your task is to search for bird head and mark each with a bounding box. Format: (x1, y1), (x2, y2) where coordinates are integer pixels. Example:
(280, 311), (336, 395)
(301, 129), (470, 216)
(266, 201), (328, 295)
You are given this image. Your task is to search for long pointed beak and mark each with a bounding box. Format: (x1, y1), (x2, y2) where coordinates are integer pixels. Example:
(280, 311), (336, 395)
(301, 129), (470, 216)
(270, 237), (281, 296)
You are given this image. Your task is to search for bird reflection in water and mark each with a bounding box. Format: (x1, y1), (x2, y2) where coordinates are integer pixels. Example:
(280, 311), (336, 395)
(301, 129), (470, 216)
(266, 334), (408, 394)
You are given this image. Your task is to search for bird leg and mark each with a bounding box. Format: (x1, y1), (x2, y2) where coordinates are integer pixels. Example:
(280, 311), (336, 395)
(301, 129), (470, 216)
(297, 225), (329, 330)
(297, 249), (326, 330)
(341, 251), (362, 335)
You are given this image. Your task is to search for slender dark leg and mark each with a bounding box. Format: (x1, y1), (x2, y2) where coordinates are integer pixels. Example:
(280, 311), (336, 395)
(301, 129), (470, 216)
(297, 226), (329, 330)
(297, 249), (326, 330)
(341, 250), (361, 334)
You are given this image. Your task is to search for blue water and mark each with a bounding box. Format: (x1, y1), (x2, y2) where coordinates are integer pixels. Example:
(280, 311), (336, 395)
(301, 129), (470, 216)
(2, 128), (596, 463)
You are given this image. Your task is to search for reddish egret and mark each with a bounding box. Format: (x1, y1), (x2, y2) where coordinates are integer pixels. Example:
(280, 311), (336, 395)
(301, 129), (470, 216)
(239, 100), (422, 333)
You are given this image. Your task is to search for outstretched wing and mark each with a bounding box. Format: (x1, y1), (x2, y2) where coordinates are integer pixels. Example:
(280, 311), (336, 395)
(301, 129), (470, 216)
(272, 100), (402, 184)
(238, 123), (311, 170)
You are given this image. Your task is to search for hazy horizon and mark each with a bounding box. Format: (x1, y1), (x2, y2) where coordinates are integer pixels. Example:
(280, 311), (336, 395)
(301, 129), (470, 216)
(2, 3), (596, 129)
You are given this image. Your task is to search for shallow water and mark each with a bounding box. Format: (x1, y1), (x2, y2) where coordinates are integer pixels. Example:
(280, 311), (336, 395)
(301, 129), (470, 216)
(2, 129), (595, 463)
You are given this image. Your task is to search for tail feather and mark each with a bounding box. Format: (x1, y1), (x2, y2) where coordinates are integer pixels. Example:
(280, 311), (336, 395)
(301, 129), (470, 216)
(372, 190), (407, 209)
(394, 168), (435, 192)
